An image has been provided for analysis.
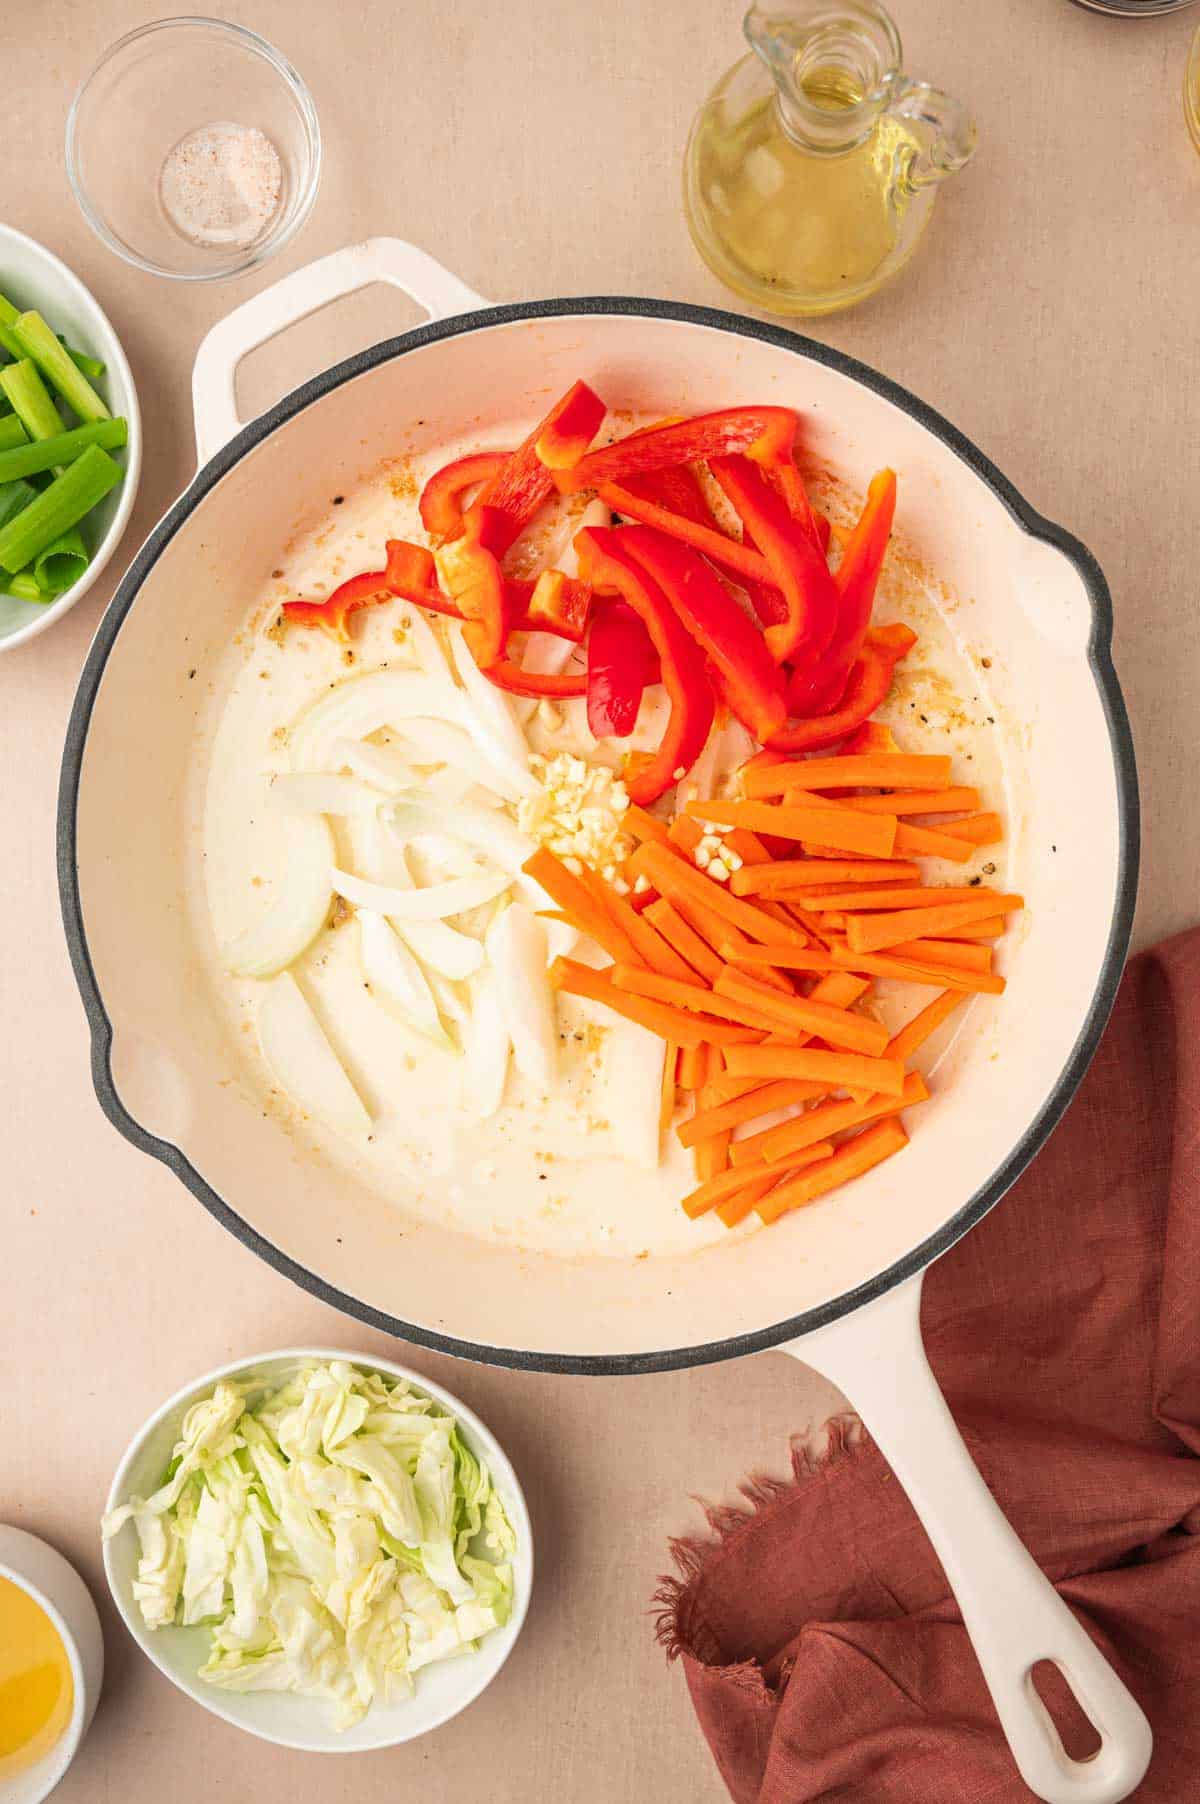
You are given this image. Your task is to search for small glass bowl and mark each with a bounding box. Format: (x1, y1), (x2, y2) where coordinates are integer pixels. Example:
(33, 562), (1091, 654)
(66, 17), (321, 282)
(1187, 22), (1200, 155)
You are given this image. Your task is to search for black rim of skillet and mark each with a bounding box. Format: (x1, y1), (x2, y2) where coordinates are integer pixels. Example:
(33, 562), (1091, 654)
(57, 296), (1140, 1376)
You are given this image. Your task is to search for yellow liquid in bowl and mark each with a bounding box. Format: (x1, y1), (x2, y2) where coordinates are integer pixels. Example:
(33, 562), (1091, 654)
(0, 1576), (73, 1776)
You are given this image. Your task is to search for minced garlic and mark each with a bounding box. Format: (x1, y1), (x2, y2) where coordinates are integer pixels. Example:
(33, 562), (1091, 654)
(694, 831), (743, 882)
(519, 753), (632, 887)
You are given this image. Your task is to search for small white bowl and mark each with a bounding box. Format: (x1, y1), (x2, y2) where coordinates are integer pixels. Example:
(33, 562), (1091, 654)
(0, 224), (141, 653)
(102, 1347), (534, 1753)
(0, 1524), (104, 1803)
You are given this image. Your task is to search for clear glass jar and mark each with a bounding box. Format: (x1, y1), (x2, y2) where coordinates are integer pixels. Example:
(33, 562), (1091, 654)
(684, 2), (976, 317)
(67, 18), (321, 282)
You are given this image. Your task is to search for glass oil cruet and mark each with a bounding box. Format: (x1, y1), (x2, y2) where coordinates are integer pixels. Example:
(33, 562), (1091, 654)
(684, 1), (977, 316)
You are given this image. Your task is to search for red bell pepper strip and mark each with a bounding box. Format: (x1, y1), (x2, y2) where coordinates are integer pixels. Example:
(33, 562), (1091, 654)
(280, 569), (395, 641)
(281, 538), (453, 641)
(484, 659), (588, 698)
(709, 454), (839, 665)
(787, 469), (897, 716)
(435, 381), (605, 666)
(574, 525), (715, 804)
(616, 526), (788, 744)
(479, 381), (606, 552)
(519, 568), (592, 641)
(436, 504), (515, 667)
(619, 464), (711, 525)
(282, 540), (591, 648)
(624, 466), (799, 632)
(841, 718), (902, 756)
(388, 539), (589, 640)
(385, 539), (448, 607)
(586, 596), (661, 738)
(386, 539), (589, 639)
(553, 405), (800, 494)
(593, 410), (825, 559)
(418, 451), (508, 538)
(750, 441), (825, 554)
(596, 480), (772, 586)
(767, 625), (914, 753)
(533, 380), (608, 471)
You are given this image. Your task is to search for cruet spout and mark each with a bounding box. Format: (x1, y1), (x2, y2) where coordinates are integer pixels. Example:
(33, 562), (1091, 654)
(685, 0), (978, 316)
(892, 77), (978, 188)
(743, 2), (904, 152)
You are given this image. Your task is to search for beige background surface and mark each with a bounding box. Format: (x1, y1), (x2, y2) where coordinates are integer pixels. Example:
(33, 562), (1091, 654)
(5, 1), (1199, 1798)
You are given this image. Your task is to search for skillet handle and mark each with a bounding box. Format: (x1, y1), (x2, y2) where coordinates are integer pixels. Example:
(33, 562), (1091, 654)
(191, 238), (488, 464)
(785, 1273), (1152, 1804)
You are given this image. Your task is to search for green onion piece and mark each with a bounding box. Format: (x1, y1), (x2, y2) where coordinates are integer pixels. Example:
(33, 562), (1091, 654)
(0, 291), (20, 362)
(0, 359), (63, 451)
(0, 479), (37, 532)
(57, 336), (106, 381)
(0, 444), (120, 573)
(4, 572), (49, 603)
(0, 418), (126, 484)
(0, 414), (29, 454)
(33, 525), (89, 593)
(11, 311), (109, 424)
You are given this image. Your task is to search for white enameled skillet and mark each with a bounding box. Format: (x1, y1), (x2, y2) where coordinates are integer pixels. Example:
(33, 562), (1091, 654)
(59, 240), (1145, 1801)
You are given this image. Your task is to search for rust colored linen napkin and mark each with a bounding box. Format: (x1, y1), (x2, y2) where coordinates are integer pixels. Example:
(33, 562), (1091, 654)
(657, 929), (1200, 1802)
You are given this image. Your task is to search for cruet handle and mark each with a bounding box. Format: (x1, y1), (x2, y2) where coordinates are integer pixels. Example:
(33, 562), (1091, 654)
(891, 77), (978, 189)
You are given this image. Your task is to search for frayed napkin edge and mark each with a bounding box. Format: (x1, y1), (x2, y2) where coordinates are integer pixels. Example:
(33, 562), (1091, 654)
(653, 1411), (867, 1678)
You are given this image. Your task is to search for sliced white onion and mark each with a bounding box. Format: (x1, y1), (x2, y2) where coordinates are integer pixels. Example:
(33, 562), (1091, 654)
(511, 870), (578, 962)
(357, 911), (451, 1049)
(559, 694), (593, 750)
(448, 624), (537, 798)
(221, 814), (334, 979)
(332, 865), (511, 922)
(510, 634), (588, 728)
(404, 831), (482, 880)
(383, 799), (533, 874)
(361, 817), (484, 980)
(289, 672), (463, 773)
(426, 969), (471, 1035)
(519, 631), (579, 681)
(423, 768), (503, 809)
(485, 904), (557, 1091)
(394, 717), (513, 799)
(542, 917), (580, 964)
(711, 716), (757, 796)
(561, 496), (612, 577)
(267, 772), (386, 817)
(676, 715), (758, 811)
(400, 602), (456, 687)
(600, 1017), (666, 1171)
(509, 631), (578, 727)
(462, 970), (510, 1119)
(257, 971), (372, 1140)
(331, 737), (418, 793)
(675, 723), (722, 813)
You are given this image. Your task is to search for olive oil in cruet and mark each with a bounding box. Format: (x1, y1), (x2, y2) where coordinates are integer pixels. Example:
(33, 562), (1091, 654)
(684, 2), (976, 316)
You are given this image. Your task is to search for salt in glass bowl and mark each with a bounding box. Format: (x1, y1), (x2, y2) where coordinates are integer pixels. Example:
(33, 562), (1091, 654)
(66, 17), (321, 283)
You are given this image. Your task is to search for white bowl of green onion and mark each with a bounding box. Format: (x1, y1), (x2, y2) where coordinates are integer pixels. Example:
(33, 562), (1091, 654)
(0, 223), (140, 652)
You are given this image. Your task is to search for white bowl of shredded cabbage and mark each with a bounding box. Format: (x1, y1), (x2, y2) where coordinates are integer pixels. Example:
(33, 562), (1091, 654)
(100, 1348), (532, 1751)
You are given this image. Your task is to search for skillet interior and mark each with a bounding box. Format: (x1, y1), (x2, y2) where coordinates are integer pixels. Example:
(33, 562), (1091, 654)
(60, 302), (1136, 1371)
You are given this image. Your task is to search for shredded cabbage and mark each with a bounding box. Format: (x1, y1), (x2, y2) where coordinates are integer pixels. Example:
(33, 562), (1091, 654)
(102, 1361), (515, 1728)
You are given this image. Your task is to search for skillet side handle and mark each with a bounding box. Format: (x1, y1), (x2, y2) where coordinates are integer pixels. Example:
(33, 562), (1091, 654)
(785, 1274), (1152, 1804)
(191, 239), (489, 464)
